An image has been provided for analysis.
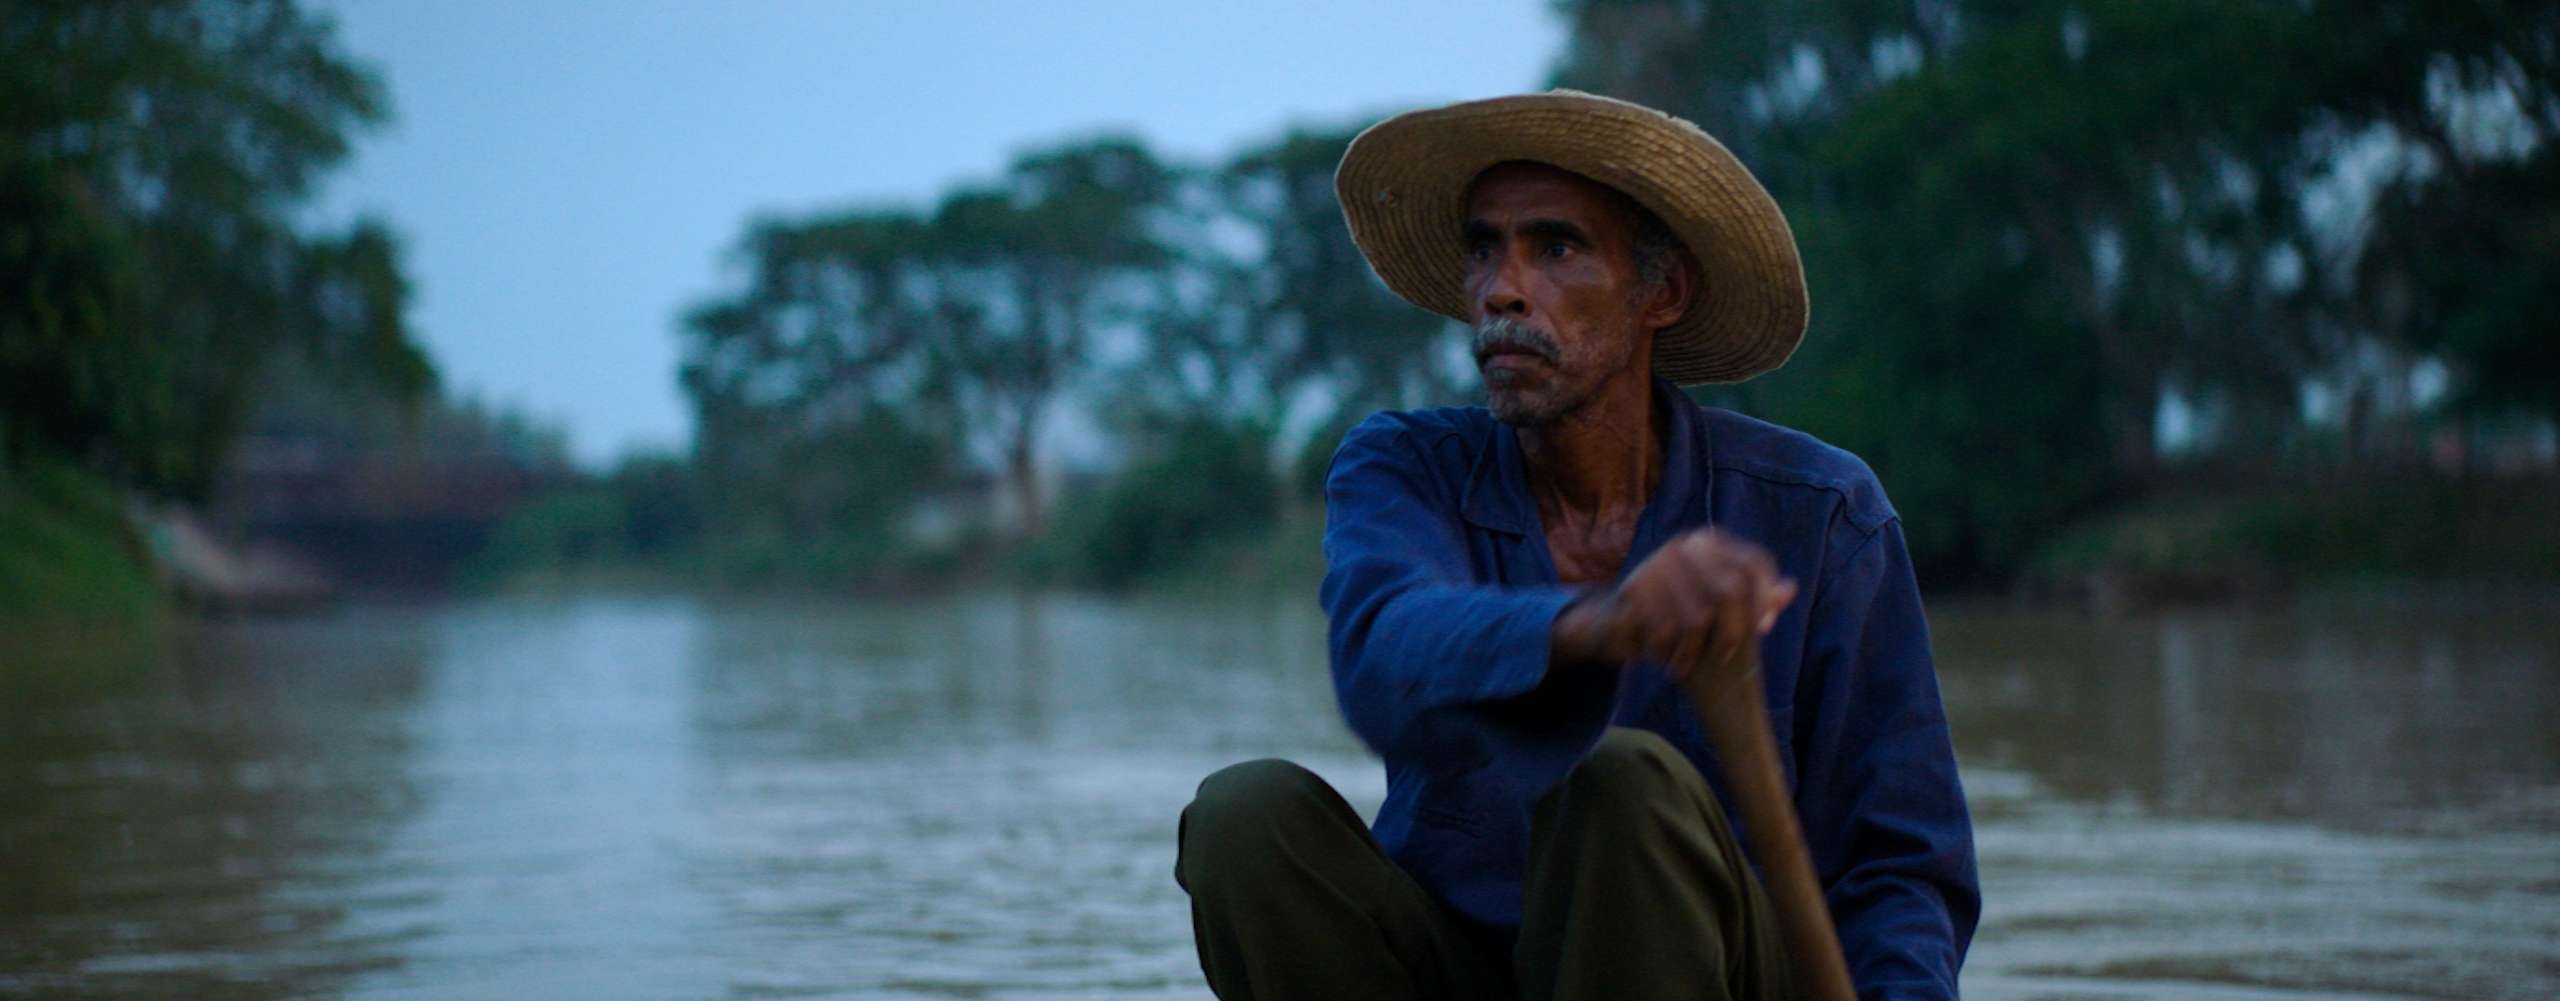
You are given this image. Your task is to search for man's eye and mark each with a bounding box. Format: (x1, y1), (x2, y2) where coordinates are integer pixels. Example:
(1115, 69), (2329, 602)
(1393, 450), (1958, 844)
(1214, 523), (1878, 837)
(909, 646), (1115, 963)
(1466, 242), (1494, 262)
(1542, 241), (1572, 259)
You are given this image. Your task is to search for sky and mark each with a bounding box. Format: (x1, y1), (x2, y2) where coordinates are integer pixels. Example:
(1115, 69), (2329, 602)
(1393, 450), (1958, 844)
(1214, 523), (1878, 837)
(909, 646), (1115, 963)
(309, 1), (1567, 467)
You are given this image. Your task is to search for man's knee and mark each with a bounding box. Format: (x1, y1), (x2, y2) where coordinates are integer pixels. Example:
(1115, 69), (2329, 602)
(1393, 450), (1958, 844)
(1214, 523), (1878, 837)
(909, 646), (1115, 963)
(1189, 759), (1327, 830)
(1556, 728), (1715, 819)
(1179, 759), (1331, 887)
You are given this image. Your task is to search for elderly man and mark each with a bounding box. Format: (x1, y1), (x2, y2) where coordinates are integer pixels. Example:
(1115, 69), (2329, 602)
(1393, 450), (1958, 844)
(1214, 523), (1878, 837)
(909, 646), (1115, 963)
(1175, 92), (1978, 1001)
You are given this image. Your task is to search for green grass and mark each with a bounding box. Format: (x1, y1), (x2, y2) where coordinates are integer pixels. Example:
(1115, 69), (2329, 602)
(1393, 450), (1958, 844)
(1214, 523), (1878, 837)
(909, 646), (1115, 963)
(0, 458), (168, 686)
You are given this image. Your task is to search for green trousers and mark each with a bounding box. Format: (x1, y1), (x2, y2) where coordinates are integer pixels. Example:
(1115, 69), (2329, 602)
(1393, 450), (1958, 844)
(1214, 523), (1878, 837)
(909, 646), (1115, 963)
(1176, 728), (1800, 1001)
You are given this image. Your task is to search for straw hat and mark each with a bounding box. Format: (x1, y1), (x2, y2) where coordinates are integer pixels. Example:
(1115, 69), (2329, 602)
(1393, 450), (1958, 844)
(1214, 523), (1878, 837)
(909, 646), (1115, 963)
(1334, 90), (1807, 385)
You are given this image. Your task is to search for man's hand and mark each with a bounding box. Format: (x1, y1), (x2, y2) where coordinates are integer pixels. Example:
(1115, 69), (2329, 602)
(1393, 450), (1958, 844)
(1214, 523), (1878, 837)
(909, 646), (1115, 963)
(1551, 528), (1797, 685)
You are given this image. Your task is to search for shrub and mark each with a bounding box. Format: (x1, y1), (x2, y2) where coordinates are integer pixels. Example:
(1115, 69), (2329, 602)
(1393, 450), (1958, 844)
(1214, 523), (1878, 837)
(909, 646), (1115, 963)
(1033, 420), (1280, 589)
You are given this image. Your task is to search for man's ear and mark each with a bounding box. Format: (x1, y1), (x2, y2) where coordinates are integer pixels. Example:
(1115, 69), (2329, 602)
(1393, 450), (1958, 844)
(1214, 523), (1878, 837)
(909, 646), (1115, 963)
(1641, 248), (1700, 332)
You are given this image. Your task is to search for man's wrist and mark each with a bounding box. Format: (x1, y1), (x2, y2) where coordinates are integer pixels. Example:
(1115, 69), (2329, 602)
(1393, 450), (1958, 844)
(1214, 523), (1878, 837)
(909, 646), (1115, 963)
(1549, 588), (1618, 667)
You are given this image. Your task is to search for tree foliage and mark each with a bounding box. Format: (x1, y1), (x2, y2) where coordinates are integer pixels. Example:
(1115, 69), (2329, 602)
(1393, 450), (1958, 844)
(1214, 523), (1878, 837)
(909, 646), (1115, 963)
(1219, 128), (1469, 419)
(672, 2), (2556, 587)
(679, 138), (1183, 578)
(1028, 418), (1281, 591)
(677, 122), (1481, 584)
(927, 139), (1176, 534)
(1, 0), (435, 500)
(1553, 0), (2560, 577)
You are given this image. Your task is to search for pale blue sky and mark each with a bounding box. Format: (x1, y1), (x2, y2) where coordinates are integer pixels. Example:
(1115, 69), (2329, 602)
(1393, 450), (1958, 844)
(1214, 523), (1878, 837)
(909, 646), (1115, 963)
(310, 1), (1566, 466)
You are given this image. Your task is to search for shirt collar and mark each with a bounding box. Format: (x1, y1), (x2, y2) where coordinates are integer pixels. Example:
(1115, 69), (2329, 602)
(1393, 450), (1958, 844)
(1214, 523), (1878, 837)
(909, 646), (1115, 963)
(1460, 374), (1712, 538)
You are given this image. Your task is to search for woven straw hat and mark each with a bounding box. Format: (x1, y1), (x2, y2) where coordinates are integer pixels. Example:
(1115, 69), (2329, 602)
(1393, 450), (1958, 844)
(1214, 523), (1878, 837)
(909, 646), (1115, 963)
(1335, 90), (1807, 385)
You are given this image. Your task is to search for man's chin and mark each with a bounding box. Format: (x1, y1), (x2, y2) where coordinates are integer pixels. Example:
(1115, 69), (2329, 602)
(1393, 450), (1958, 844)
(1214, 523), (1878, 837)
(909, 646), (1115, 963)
(1485, 388), (1559, 427)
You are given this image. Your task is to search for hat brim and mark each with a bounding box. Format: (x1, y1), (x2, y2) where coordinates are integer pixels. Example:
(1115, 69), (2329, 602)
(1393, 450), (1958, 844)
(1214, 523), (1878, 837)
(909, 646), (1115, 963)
(1334, 91), (1807, 386)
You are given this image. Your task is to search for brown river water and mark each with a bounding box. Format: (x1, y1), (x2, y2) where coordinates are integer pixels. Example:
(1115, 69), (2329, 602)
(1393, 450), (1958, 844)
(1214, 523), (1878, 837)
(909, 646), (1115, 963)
(2, 592), (2554, 999)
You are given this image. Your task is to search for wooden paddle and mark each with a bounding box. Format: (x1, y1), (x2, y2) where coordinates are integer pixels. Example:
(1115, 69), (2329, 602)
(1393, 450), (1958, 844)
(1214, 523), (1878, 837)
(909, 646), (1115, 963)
(1679, 659), (1858, 1001)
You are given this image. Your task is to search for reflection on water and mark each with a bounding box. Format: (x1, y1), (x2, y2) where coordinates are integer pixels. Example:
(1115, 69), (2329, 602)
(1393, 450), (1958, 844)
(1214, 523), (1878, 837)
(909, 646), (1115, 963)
(1934, 599), (2560, 1000)
(1938, 600), (2559, 827)
(1, 593), (2553, 999)
(0, 610), (434, 999)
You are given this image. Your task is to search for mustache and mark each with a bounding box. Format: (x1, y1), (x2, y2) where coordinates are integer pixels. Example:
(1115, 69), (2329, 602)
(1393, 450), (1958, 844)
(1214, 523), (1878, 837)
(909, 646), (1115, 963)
(1472, 317), (1562, 365)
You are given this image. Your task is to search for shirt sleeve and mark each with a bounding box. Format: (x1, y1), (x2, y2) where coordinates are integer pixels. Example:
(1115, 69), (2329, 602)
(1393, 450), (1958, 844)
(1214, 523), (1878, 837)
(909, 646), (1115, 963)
(1792, 516), (1982, 1001)
(1316, 418), (1581, 764)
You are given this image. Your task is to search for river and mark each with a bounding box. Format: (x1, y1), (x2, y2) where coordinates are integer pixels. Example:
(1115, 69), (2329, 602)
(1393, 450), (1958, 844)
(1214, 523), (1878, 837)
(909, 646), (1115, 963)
(3, 592), (2554, 999)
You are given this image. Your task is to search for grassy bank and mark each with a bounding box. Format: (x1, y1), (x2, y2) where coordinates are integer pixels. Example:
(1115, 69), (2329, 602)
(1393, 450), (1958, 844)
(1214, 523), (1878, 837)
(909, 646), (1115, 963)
(0, 460), (167, 684)
(2028, 473), (2560, 603)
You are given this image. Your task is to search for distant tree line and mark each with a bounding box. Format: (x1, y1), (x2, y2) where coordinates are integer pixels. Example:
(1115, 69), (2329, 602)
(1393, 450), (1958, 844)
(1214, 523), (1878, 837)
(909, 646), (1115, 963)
(23, 1), (2541, 593)
(658, 0), (2554, 589)
(667, 129), (1464, 587)
(31, 1), (2526, 594)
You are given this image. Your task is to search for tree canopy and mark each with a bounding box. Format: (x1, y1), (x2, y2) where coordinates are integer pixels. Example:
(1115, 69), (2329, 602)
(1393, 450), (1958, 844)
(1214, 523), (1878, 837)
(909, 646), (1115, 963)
(664, 1), (2557, 587)
(1552, 0), (2559, 576)
(1, 0), (434, 499)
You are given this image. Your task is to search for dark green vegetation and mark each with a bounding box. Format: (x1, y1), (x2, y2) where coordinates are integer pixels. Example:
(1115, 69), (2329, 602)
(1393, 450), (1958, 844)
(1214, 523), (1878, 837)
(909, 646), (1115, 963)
(1021, 420), (1286, 591)
(511, 0), (2550, 593)
(1555, 0), (2560, 584)
(459, 454), (700, 592)
(2, 1), (443, 638)
(10, 1), (2555, 610)
(2, 1), (434, 497)
(2031, 473), (2560, 592)
(487, 128), (1455, 591)
(0, 458), (163, 679)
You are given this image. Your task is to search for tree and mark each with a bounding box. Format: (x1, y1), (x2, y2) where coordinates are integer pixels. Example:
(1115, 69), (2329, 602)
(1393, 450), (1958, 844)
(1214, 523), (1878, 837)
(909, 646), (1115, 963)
(0, 0), (434, 498)
(678, 211), (958, 570)
(2360, 147), (2560, 427)
(1550, 0), (2560, 576)
(1220, 127), (1469, 425)
(677, 138), (1182, 573)
(923, 138), (1175, 536)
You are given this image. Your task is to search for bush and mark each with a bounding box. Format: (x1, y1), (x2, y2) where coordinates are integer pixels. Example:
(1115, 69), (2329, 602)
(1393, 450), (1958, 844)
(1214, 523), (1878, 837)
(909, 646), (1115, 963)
(2027, 473), (2560, 587)
(1029, 420), (1281, 590)
(461, 452), (707, 591)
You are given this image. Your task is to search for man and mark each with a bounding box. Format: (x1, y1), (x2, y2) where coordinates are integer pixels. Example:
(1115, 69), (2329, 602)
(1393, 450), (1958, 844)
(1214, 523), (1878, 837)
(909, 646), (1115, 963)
(1176, 91), (1978, 1001)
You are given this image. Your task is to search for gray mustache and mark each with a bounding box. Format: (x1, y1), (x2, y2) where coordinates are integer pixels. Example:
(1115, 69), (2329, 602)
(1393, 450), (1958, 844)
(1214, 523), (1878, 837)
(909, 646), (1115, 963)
(1473, 318), (1562, 365)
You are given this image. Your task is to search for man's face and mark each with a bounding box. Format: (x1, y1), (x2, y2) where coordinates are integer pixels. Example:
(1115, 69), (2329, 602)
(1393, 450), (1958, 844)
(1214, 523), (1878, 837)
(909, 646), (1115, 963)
(1461, 161), (1664, 426)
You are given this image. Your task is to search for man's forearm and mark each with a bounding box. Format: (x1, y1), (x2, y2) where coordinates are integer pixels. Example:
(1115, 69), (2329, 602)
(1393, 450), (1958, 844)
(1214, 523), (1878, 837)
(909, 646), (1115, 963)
(1547, 588), (1616, 666)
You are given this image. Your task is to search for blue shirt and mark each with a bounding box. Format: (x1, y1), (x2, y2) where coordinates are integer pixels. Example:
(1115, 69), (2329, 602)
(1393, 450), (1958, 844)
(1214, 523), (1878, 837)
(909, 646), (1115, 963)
(1318, 378), (1980, 1001)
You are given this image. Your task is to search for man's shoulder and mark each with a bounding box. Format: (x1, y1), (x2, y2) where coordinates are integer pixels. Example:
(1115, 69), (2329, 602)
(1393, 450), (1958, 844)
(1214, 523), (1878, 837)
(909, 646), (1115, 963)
(1338, 405), (1499, 465)
(1346, 405), (1497, 445)
(1692, 404), (1898, 535)
(1323, 406), (1499, 501)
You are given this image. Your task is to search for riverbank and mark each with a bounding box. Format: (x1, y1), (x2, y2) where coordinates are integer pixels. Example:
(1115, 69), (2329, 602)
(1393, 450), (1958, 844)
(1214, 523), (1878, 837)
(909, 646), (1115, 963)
(2024, 473), (2560, 609)
(460, 478), (2560, 613)
(0, 461), (166, 686)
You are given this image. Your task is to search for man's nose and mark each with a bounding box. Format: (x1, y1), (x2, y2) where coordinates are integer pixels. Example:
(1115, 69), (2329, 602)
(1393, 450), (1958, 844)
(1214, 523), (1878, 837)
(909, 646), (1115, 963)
(1480, 253), (1530, 319)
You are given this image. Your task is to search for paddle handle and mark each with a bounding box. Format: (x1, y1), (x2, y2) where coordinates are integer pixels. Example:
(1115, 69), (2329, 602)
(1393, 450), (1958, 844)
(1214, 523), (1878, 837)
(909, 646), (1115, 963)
(1683, 664), (1858, 1001)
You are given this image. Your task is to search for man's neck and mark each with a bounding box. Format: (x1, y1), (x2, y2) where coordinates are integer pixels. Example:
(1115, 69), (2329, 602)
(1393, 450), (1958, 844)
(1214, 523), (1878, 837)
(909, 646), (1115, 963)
(1517, 367), (1664, 529)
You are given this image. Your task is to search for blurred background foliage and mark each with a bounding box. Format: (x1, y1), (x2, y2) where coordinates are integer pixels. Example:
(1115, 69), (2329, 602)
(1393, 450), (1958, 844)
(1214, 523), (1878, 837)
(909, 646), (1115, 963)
(5, 0), (2556, 614)
(2, 0), (434, 499)
(1554, 0), (2559, 581)
(2, 0), (449, 635)
(656, 123), (1466, 590)
(643, 0), (2558, 591)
